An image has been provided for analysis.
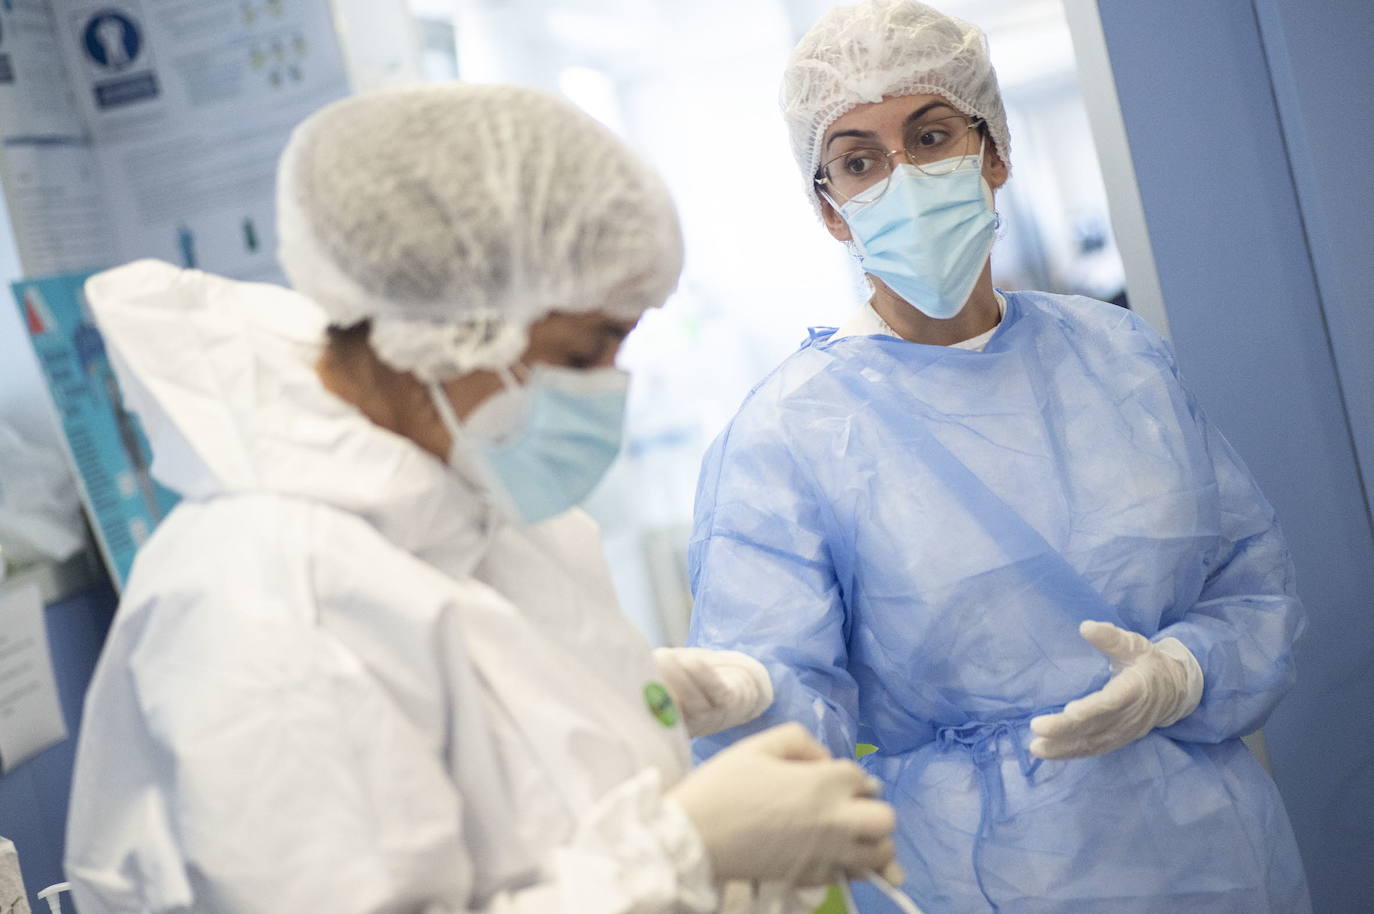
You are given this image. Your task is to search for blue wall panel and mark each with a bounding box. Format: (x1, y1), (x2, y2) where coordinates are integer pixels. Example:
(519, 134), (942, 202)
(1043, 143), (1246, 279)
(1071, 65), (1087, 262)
(1253, 0), (1374, 520)
(1097, 1), (1374, 911)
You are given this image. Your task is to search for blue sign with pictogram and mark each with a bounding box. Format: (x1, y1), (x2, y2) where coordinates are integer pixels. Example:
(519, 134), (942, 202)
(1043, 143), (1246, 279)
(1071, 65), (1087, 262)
(77, 7), (159, 109)
(82, 9), (141, 71)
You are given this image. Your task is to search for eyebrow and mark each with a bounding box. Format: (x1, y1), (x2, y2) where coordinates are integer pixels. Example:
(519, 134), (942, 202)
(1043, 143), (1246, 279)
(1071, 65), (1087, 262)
(824, 101), (960, 152)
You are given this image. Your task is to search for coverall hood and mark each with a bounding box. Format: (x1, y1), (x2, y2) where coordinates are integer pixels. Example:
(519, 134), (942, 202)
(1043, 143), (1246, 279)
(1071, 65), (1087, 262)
(85, 258), (494, 572)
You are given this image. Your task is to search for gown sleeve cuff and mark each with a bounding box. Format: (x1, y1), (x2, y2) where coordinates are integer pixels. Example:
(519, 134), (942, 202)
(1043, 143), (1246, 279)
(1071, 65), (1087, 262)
(550, 768), (719, 914)
(1152, 636), (1205, 725)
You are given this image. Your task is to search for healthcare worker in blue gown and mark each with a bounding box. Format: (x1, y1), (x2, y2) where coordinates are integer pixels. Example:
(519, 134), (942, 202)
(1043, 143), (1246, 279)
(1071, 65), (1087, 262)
(686, 2), (1311, 912)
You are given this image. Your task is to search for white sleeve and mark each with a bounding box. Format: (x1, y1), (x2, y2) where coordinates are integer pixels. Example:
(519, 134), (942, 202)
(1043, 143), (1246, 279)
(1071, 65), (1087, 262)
(69, 505), (717, 914)
(128, 596), (718, 914)
(482, 769), (717, 914)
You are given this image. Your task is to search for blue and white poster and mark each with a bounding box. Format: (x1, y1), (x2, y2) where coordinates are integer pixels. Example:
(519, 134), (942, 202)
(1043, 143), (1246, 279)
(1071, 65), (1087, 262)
(0, 6), (15, 84)
(49, 0), (350, 284)
(75, 4), (160, 109)
(11, 271), (178, 589)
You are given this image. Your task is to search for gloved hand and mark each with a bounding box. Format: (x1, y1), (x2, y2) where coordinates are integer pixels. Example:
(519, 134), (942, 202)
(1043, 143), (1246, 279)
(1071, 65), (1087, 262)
(653, 647), (773, 738)
(666, 723), (899, 886)
(1030, 620), (1204, 760)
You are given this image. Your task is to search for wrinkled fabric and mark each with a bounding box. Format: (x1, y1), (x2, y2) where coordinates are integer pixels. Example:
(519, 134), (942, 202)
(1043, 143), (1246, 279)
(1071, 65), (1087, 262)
(835, 291), (1005, 350)
(66, 260), (716, 914)
(689, 290), (1309, 913)
(277, 84), (682, 379)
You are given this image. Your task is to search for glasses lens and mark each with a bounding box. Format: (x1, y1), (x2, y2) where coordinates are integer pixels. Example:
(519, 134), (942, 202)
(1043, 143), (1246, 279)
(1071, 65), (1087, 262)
(823, 148), (892, 205)
(907, 115), (982, 176)
(916, 152), (979, 176)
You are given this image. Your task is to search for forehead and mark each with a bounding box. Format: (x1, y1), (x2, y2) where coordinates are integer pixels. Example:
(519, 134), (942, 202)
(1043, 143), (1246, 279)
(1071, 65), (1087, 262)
(533, 310), (638, 339)
(824, 92), (958, 143)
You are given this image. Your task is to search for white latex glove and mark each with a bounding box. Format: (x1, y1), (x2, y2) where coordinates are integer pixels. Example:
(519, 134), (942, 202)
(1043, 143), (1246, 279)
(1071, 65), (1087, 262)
(666, 723), (898, 886)
(1030, 621), (1204, 760)
(654, 647), (773, 738)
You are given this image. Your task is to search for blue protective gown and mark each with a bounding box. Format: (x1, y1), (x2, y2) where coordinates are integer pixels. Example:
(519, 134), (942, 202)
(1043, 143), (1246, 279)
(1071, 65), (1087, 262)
(688, 291), (1310, 913)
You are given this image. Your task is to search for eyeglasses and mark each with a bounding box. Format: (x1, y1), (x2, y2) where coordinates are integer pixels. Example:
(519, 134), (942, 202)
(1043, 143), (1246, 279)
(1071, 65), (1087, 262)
(815, 114), (985, 206)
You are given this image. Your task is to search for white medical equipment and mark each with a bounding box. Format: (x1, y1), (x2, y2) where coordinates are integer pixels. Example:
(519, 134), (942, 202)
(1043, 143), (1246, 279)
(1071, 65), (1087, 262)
(839, 871), (929, 914)
(37, 882), (71, 913)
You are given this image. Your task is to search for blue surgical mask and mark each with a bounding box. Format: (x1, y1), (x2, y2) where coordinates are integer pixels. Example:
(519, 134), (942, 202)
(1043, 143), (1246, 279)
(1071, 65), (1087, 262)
(838, 153), (997, 321)
(429, 365), (629, 524)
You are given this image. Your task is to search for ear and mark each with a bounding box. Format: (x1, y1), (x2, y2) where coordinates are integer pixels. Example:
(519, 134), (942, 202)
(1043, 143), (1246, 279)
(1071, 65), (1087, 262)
(818, 191), (852, 242)
(984, 141), (1009, 191)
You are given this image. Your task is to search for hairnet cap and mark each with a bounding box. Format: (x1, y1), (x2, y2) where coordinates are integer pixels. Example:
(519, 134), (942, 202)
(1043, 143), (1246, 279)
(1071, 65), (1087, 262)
(782, 0), (1011, 210)
(276, 83), (684, 381)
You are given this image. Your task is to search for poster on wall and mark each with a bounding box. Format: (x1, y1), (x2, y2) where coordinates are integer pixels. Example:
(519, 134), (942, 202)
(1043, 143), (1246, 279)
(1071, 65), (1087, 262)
(0, 0), (350, 284)
(0, 0), (349, 587)
(0, 0), (118, 276)
(11, 272), (178, 590)
(49, 0), (352, 282)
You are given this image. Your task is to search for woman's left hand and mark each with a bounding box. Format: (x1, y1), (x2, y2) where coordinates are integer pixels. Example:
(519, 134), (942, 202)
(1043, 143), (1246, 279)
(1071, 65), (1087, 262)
(1029, 621), (1204, 759)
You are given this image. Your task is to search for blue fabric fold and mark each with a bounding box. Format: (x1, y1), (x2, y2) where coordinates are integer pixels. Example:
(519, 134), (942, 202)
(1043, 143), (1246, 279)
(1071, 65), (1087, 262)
(936, 714), (1046, 912)
(689, 291), (1309, 912)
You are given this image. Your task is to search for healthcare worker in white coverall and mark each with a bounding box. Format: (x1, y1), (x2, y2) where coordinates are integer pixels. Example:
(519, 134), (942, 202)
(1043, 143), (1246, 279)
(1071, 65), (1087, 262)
(62, 84), (901, 914)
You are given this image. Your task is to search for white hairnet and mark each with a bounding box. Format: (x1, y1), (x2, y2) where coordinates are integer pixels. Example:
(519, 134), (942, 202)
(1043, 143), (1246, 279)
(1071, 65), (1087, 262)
(782, 0), (1011, 208)
(277, 83), (683, 381)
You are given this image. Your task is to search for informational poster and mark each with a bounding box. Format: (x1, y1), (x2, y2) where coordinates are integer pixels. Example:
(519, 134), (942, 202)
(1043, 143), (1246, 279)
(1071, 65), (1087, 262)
(0, 0), (117, 275)
(0, 0), (350, 283)
(0, 1), (348, 587)
(49, 0), (351, 281)
(0, 583), (66, 774)
(11, 272), (178, 590)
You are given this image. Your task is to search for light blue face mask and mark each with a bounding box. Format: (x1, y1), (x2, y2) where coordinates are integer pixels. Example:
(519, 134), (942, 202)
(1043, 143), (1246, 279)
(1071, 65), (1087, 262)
(429, 365), (629, 524)
(837, 153), (997, 321)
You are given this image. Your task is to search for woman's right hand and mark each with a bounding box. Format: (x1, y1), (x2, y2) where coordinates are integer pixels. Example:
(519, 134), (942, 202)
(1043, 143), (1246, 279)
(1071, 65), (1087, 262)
(665, 723), (898, 886)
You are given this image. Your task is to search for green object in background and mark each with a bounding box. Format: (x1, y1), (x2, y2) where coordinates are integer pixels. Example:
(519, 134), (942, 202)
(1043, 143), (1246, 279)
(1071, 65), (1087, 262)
(812, 744), (883, 913)
(814, 885), (847, 914)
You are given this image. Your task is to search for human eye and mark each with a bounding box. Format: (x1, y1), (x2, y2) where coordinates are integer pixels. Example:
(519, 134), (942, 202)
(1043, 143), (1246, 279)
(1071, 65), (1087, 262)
(913, 125), (953, 148)
(564, 336), (614, 369)
(841, 149), (882, 175)
(564, 352), (600, 370)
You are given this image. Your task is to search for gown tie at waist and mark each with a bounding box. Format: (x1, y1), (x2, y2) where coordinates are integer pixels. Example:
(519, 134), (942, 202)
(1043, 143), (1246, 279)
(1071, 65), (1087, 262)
(935, 713), (1051, 912)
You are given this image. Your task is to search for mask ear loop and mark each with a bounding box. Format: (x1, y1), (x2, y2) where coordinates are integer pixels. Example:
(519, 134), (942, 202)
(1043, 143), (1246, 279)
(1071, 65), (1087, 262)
(426, 373), (525, 525)
(428, 359), (527, 446)
(428, 381), (465, 453)
(818, 183), (868, 263)
(970, 130), (1006, 234)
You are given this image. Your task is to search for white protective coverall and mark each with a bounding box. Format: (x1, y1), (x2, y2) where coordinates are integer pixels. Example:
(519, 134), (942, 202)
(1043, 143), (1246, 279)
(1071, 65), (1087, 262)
(64, 260), (718, 914)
